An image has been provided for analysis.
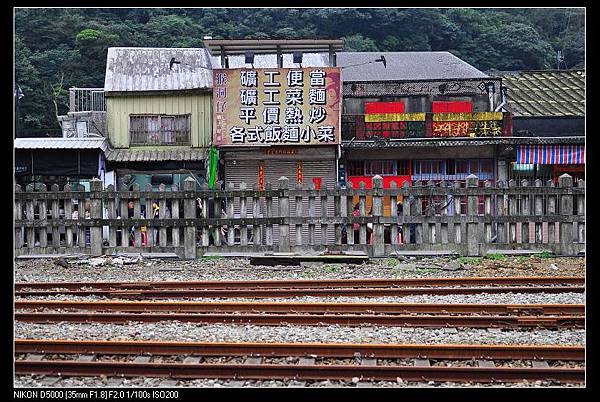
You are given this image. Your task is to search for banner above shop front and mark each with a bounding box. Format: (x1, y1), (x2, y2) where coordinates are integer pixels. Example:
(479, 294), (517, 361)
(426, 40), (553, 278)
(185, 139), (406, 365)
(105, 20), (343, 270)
(213, 67), (341, 146)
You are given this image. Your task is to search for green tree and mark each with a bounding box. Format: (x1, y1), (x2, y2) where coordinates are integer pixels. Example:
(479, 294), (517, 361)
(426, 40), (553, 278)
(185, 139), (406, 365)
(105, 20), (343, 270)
(344, 33), (379, 52)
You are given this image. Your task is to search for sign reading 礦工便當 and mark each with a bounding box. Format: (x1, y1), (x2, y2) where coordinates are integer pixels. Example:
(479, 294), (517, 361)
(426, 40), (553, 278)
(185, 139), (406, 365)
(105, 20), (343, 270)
(213, 67), (341, 146)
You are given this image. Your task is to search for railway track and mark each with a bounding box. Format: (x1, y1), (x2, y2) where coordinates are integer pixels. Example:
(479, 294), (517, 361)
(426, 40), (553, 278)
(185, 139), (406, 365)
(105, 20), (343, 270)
(14, 276), (585, 291)
(14, 339), (585, 384)
(15, 277), (584, 299)
(16, 300), (584, 315)
(14, 311), (584, 328)
(15, 286), (585, 299)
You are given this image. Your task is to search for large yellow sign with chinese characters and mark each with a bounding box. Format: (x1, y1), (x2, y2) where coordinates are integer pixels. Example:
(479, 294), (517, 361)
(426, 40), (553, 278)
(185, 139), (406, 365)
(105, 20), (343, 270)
(213, 68), (342, 146)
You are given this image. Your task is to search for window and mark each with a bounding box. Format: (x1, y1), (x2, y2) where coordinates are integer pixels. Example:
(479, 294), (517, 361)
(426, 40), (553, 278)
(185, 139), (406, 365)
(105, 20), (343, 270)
(365, 160), (395, 175)
(455, 160), (469, 175)
(347, 161), (365, 176)
(130, 114), (191, 145)
(397, 160), (411, 175)
(413, 160), (446, 178)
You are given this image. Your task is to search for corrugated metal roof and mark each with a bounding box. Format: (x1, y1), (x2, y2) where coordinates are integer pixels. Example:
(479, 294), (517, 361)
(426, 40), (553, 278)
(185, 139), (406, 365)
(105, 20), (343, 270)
(104, 148), (206, 162)
(104, 48), (213, 92)
(14, 137), (109, 151)
(493, 70), (585, 117)
(337, 52), (489, 82)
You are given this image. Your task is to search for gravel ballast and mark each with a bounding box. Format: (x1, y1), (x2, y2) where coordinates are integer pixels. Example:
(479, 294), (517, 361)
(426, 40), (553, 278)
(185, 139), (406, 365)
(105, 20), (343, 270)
(14, 256), (585, 283)
(13, 255), (586, 388)
(14, 322), (585, 346)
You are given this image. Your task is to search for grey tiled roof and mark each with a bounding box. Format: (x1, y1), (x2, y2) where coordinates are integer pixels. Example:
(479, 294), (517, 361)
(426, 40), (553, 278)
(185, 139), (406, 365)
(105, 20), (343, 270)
(104, 148), (206, 162)
(104, 48), (213, 92)
(337, 52), (489, 82)
(104, 48), (490, 91)
(491, 70), (585, 117)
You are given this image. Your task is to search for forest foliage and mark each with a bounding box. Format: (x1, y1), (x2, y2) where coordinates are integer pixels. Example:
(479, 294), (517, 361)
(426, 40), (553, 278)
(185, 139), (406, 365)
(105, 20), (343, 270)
(14, 8), (585, 131)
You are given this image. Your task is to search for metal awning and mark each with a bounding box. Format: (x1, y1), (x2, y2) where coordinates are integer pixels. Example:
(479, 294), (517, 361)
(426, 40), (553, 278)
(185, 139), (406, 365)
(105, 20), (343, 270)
(516, 144), (585, 165)
(342, 136), (585, 149)
(203, 39), (344, 56)
(104, 148), (207, 162)
(14, 137), (108, 152)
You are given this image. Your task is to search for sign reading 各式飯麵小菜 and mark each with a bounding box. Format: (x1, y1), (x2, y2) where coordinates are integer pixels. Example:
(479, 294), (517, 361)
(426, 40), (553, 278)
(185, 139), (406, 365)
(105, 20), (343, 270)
(213, 68), (342, 146)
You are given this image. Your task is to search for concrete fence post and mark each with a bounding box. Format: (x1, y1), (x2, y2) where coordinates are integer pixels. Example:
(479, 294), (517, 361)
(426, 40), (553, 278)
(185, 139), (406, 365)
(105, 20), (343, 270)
(320, 182), (329, 247)
(132, 184), (142, 248)
(496, 181), (506, 245)
(50, 184), (60, 248)
(345, 181), (354, 246)
(466, 174), (479, 256)
(227, 182), (235, 247)
(25, 184), (35, 249)
(119, 184), (129, 248)
(413, 181), (423, 245)
(508, 179), (517, 243)
(521, 179), (530, 244)
(15, 184), (23, 249)
(402, 181), (411, 244)
(240, 182), (248, 247)
(253, 183), (262, 246)
(359, 181), (367, 245)
(183, 177), (197, 259)
(559, 174), (574, 256)
(390, 181), (398, 246)
(38, 183), (48, 248)
(159, 183), (167, 247)
(308, 182), (316, 246)
(265, 183), (273, 247)
(334, 183), (342, 245)
(453, 180), (462, 244)
(106, 184), (117, 249)
(145, 183), (154, 247)
(483, 180), (492, 243)
(534, 179), (543, 243)
(278, 176), (290, 252)
(90, 178), (103, 255)
(63, 184), (73, 248)
(171, 184), (180, 248)
(295, 183), (303, 247)
(546, 179), (557, 245)
(577, 179), (585, 245)
(372, 175), (384, 257)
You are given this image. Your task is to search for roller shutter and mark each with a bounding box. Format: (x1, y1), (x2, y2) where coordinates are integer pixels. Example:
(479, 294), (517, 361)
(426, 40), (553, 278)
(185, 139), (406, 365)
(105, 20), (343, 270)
(224, 153), (337, 246)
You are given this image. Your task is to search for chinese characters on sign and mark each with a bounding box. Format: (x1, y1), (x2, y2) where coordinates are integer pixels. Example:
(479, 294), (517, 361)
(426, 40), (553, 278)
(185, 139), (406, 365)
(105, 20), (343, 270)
(213, 68), (341, 146)
(431, 121), (503, 137)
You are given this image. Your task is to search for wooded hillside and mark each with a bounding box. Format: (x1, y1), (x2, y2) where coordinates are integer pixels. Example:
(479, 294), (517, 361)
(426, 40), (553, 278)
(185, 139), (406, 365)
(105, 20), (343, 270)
(14, 8), (584, 132)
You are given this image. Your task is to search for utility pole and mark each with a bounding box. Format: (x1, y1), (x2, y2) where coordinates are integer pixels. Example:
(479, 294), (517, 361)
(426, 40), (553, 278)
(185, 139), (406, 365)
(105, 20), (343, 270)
(14, 87), (21, 137)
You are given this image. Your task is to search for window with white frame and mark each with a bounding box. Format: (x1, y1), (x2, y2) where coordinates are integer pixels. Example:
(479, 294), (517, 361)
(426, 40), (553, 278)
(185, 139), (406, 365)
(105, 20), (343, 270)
(129, 114), (191, 145)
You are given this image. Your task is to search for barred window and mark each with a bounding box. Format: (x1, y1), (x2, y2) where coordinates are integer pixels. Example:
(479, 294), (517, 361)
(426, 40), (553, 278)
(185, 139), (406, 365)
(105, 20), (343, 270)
(129, 115), (191, 145)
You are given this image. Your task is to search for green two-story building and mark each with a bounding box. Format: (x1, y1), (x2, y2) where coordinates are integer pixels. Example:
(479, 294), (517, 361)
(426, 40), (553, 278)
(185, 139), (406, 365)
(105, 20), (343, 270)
(103, 47), (213, 190)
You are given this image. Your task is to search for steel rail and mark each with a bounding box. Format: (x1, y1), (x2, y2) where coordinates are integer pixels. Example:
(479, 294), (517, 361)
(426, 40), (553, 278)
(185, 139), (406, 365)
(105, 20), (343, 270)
(14, 360), (585, 383)
(14, 312), (584, 328)
(14, 286), (585, 298)
(14, 339), (586, 361)
(15, 301), (585, 316)
(14, 276), (585, 291)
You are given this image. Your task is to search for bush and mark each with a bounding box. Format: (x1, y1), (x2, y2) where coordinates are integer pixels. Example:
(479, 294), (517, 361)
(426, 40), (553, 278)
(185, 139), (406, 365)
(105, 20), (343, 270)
(486, 253), (506, 261)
